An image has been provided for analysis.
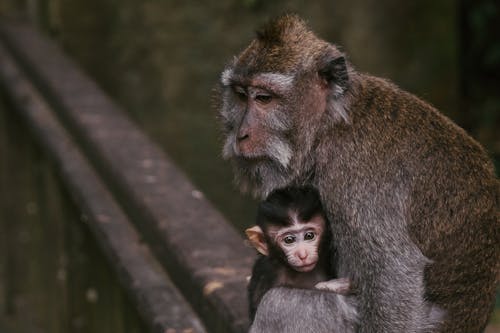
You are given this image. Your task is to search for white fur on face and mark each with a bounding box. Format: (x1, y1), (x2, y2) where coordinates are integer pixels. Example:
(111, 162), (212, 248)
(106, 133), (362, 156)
(220, 112), (291, 168)
(222, 132), (237, 159)
(264, 136), (292, 169)
(220, 68), (234, 86)
(253, 73), (295, 93)
(220, 69), (295, 93)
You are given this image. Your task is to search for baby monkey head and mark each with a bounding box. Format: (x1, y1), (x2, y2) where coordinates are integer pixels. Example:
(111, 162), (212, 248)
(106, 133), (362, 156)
(246, 186), (329, 272)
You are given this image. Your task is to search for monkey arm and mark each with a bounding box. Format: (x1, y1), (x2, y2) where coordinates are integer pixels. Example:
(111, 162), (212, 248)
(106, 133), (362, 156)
(354, 247), (437, 333)
(334, 211), (441, 332)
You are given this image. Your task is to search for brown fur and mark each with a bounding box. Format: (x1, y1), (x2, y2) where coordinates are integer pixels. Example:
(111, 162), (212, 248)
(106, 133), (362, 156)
(315, 73), (499, 332)
(236, 15), (329, 74)
(219, 14), (499, 333)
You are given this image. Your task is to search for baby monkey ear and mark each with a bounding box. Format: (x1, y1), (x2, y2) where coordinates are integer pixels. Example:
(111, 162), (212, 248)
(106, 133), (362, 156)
(245, 226), (269, 256)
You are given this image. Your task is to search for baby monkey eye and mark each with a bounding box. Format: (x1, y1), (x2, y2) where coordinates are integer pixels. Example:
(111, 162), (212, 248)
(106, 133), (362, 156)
(255, 94), (272, 104)
(283, 235), (296, 244)
(304, 231), (315, 241)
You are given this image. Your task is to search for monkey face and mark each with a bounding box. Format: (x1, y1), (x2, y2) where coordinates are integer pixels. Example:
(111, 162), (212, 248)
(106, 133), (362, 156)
(218, 15), (350, 198)
(219, 70), (299, 197)
(220, 74), (294, 161)
(219, 69), (333, 197)
(279, 229), (321, 272)
(267, 215), (326, 272)
(246, 212), (326, 273)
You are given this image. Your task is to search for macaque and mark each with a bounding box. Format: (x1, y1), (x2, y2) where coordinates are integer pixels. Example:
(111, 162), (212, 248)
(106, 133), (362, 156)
(245, 186), (353, 322)
(218, 14), (499, 333)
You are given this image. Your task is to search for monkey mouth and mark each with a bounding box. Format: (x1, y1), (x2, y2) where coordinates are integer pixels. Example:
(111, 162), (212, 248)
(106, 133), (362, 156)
(232, 143), (267, 160)
(295, 262), (317, 272)
(234, 154), (270, 165)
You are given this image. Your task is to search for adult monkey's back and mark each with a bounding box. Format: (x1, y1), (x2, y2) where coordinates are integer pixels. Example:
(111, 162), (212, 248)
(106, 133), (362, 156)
(217, 14), (499, 333)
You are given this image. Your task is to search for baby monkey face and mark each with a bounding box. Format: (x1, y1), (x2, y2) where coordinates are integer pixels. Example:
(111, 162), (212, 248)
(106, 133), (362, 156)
(268, 214), (325, 272)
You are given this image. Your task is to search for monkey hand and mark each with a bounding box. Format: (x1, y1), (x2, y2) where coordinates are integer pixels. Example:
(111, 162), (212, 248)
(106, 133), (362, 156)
(314, 278), (351, 295)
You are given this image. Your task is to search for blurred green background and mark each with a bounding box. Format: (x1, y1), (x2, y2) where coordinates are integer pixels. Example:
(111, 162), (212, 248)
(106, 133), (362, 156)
(0, 0), (498, 332)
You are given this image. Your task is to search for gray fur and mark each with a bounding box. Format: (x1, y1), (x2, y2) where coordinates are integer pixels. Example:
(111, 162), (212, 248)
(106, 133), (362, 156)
(219, 14), (499, 333)
(250, 288), (358, 333)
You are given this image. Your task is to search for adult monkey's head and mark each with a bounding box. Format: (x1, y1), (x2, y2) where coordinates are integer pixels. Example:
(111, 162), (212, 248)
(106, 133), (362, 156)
(218, 14), (351, 198)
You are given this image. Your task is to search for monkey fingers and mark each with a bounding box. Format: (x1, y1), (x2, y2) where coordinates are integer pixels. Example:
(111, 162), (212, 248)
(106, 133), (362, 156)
(314, 277), (351, 294)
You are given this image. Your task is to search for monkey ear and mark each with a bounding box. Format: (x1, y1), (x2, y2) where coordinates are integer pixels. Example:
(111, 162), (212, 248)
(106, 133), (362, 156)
(245, 226), (269, 256)
(318, 51), (350, 122)
(318, 53), (349, 95)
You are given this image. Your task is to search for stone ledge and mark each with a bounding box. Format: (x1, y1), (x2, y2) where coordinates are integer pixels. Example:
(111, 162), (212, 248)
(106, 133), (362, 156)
(0, 42), (206, 333)
(0, 19), (253, 333)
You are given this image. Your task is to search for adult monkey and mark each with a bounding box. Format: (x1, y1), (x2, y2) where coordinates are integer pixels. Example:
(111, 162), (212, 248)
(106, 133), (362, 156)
(218, 14), (499, 333)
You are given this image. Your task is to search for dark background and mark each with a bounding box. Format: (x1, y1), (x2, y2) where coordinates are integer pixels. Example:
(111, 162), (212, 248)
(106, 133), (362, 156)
(3, 0), (499, 230)
(0, 0), (498, 331)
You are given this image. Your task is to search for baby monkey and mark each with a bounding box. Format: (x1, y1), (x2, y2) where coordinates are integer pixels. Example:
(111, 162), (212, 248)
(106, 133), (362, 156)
(246, 186), (352, 321)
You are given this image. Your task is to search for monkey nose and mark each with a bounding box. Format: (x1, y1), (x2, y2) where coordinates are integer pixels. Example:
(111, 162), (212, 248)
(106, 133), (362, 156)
(297, 250), (308, 260)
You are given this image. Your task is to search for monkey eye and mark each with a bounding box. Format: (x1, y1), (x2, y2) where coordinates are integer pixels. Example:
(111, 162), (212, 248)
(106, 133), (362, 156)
(232, 86), (247, 101)
(304, 231), (315, 241)
(236, 91), (247, 101)
(255, 94), (272, 104)
(283, 235), (296, 245)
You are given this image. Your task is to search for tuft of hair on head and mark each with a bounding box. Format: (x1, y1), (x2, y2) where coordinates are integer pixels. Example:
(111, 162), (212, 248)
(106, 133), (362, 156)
(255, 13), (312, 45)
(235, 14), (330, 74)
